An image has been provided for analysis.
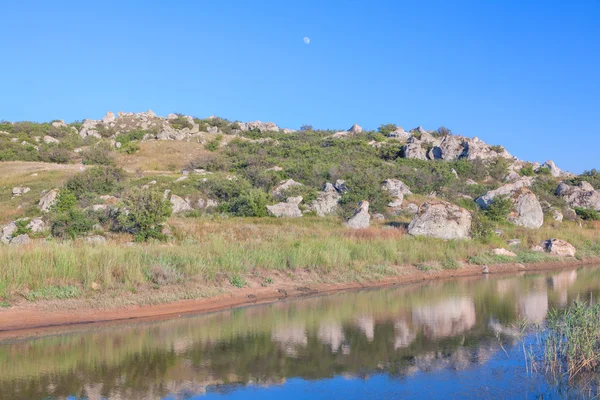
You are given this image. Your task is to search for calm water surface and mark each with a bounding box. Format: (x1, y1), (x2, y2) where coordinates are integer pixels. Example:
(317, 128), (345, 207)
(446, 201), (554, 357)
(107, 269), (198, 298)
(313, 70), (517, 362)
(3, 267), (600, 399)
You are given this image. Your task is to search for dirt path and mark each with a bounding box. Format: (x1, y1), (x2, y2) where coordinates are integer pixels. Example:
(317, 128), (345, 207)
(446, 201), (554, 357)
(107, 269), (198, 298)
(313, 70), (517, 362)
(0, 258), (598, 340)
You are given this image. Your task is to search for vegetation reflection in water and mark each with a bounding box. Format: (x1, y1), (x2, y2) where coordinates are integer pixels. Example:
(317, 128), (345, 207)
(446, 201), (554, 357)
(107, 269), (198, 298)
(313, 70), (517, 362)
(2, 267), (600, 399)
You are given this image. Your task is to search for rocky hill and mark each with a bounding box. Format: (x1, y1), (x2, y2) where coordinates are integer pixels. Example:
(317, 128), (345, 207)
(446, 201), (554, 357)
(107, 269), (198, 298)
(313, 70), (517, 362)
(0, 110), (598, 249)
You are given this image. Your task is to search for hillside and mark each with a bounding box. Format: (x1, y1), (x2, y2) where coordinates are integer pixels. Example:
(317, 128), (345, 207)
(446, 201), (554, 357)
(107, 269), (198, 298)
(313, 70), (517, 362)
(1, 110), (600, 307)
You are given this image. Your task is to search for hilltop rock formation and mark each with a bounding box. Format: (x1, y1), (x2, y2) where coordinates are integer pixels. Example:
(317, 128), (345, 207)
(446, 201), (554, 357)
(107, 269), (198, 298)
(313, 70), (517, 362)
(333, 124), (363, 138)
(345, 201), (370, 229)
(408, 201), (472, 240)
(556, 181), (600, 210)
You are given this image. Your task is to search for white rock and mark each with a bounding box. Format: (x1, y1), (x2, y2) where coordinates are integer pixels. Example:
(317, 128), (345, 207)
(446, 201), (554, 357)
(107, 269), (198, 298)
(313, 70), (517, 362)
(12, 186), (30, 196)
(345, 201), (370, 229)
(408, 201), (472, 240)
(267, 197), (303, 218)
(43, 135), (60, 144)
(170, 194), (193, 213)
(1, 222), (18, 244)
(492, 248), (517, 257)
(541, 239), (576, 257)
(39, 189), (59, 212)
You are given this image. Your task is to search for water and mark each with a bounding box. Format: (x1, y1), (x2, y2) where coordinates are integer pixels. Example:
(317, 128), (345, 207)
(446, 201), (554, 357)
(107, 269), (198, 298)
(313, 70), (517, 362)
(2, 267), (600, 399)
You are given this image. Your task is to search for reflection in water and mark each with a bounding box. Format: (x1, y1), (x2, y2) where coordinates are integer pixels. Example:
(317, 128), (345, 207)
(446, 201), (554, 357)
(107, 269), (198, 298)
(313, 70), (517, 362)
(1, 267), (600, 399)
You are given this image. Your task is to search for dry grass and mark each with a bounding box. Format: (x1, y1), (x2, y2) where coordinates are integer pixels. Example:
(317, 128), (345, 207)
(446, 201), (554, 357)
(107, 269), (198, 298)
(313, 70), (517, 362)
(115, 140), (211, 173)
(0, 162), (83, 223)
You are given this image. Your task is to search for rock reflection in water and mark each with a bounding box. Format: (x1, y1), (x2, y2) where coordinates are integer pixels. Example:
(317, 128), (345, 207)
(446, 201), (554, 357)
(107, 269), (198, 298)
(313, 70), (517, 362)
(0, 266), (599, 400)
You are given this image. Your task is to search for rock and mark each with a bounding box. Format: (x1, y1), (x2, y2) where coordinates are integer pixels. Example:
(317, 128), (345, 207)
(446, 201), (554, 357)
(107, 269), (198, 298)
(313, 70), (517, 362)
(372, 213), (385, 220)
(542, 160), (562, 177)
(482, 265), (490, 274)
(266, 166), (283, 172)
(85, 235), (107, 244)
(476, 177), (534, 208)
(345, 201), (370, 229)
(552, 209), (564, 222)
(170, 194), (193, 213)
(334, 180), (349, 193)
(309, 183), (341, 216)
(348, 124), (363, 134)
(408, 201), (472, 240)
(404, 203), (419, 215)
(492, 248), (517, 257)
(102, 111), (116, 124)
(387, 126), (410, 140)
(505, 171), (521, 182)
(402, 139), (428, 160)
(238, 121), (280, 133)
(9, 234), (30, 246)
(43, 135), (60, 144)
(438, 135), (466, 160)
(26, 218), (46, 233)
(494, 229), (504, 236)
(91, 282), (101, 291)
(465, 179), (478, 185)
(531, 245), (545, 253)
(541, 239), (576, 257)
(272, 179), (303, 199)
(267, 196), (303, 218)
(556, 181), (600, 211)
(451, 169), (459, 179)
(91, 204), (108, 212)
(51, 120), (66, 128)
(476, 178), (543, 229)
(507, 239), (521, 246)
(175, 176), (188, 183)
(100, 195), (118, 204)
(12, 186), (30, 196)
(39, 189), (59, 212)
(382, 179), (412, 208)
(1, 222), (18, 244)
(507, 188), (544, 229)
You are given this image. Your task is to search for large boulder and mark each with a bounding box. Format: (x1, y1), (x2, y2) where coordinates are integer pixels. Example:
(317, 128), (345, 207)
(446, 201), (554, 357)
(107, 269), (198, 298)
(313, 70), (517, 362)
(238, 121), (280, 133)
(386, 126), (411, 140)
(556, 181), (600, 211)
(170, 194), (193, 213)
(272, 179), (303, 199)
(39, 189), (60, 212)
(26, 217), (46, 233)
(1, 222), (18, 244)
(541, 239), (576, 257)
(43, 135), (60, 144)
(309, 183), (340, 216)
(382, 179), (412, 208)
(267, 197), (303, 218)
(475, 177), (534, 208)
(508, 188), (544, 229)
(9, 234), (30, 246)
(408, 201), (472, 240)
(345, 201), (370, 229)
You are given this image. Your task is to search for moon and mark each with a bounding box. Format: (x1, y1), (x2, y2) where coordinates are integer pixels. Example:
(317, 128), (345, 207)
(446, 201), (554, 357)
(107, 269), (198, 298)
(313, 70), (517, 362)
(303, 37), (310, 45)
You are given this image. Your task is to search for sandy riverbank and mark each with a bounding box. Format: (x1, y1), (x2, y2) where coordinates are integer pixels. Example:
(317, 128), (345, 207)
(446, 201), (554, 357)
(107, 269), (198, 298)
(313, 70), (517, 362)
(0, 257), (598, 340)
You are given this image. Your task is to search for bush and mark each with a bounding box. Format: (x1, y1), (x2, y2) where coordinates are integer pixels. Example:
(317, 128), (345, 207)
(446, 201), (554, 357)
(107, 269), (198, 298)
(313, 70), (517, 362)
(50, 208), (95, 239)
(82, 142), (115, 165)
(574, 207), (600, 221)
(39, 145), (71, 164)
(378, 124), (397, 135)
(169, 114), (193, 130)
(53, 189), (77, 212)
(520, 163), (535, 177)
(223, 188), (269, 217)
(65, 166), (126, 200)
(115, 188), (172, 241)
(471, 211), (495, 242)
(205, 134), (223, 151)
(485, 196), (512, 222)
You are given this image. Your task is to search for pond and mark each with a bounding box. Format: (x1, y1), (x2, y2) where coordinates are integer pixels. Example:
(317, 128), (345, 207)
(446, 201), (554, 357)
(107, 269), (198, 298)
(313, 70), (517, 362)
(2, 266), (600, 399)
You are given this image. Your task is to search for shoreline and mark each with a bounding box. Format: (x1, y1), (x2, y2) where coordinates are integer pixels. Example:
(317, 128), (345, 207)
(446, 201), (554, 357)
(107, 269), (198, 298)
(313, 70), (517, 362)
(1, 257), (598, 340)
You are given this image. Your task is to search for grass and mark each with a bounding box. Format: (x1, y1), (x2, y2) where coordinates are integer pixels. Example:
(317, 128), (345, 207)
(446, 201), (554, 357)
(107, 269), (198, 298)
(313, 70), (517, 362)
(0, 216), (598, 304)
(543, 301), (600, 380)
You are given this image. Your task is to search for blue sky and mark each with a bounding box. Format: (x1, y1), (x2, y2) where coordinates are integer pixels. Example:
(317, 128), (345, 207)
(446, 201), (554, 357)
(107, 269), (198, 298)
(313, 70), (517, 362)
(0, 0), (598, 173)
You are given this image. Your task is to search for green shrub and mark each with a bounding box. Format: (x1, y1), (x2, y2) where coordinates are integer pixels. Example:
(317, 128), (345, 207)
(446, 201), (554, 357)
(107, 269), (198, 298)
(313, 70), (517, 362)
(50, 208), (95, 239)
(65, 166), (126, 200)
(115, 188), (172, 241)
(39, 145), (71, 164)
(205, 134), (223, 151)
(168, 114), (193, 130)
(520, 163), (535, 177)
(230, 275), (247, 288)
(574, 207), (600, 221)
(223, 188), (269, 217)
(471, 211), (495, 242)
(53, 189), (78, 212)
(82, 142), (115, 165)
(377, 124), (397, 136)
(485, 196), (512, 222)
